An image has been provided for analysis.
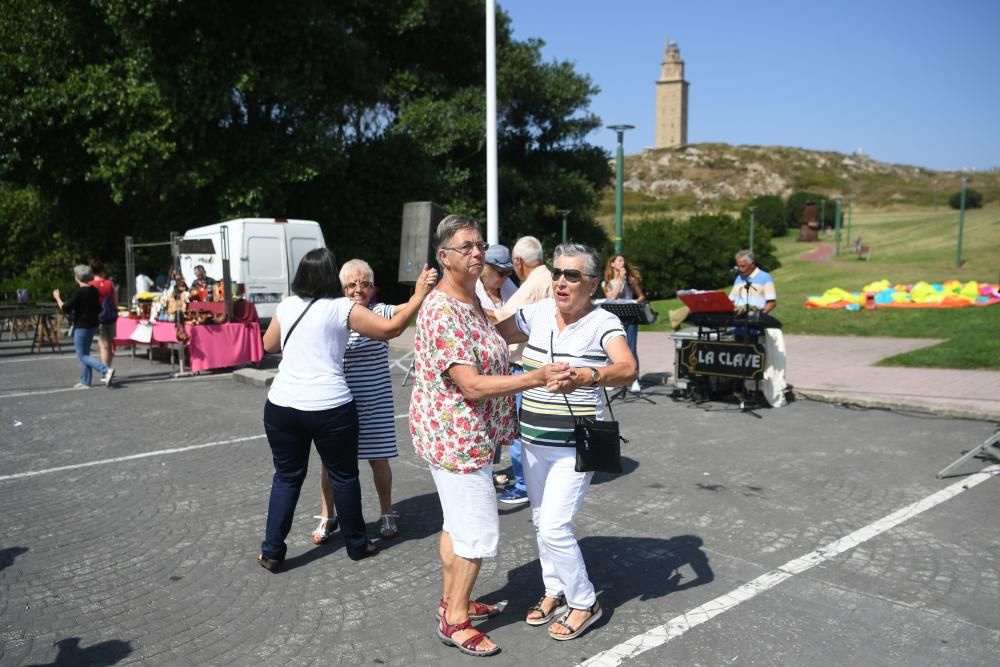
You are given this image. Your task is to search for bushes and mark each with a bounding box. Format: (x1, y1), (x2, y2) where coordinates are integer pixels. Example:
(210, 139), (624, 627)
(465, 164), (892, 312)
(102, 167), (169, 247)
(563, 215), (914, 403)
(624, 213), (779, 299)
(949, 189), (983, 209)
(742, 195), (787, 237)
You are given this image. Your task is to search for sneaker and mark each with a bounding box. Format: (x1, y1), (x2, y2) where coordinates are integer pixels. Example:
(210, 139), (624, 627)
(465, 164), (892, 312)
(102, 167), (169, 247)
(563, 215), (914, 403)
(498, 486), (529, 505)
(72, 382), (90, 390)
(101, 368), (115, 388)
(630, 379), (642, 393)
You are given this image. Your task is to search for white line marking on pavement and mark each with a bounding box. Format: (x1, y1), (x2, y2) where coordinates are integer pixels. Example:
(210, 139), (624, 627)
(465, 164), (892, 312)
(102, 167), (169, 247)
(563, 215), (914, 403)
(580, 464), (1000, 667)
(0, 435), (266, 482)
(0, 373), (225, 399)
(394, 413), (408, 420)
(0, 355), (74, 364)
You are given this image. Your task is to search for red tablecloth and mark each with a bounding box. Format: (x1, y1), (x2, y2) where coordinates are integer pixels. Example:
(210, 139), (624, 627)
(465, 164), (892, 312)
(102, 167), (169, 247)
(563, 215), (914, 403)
(114, 319), (263, 372)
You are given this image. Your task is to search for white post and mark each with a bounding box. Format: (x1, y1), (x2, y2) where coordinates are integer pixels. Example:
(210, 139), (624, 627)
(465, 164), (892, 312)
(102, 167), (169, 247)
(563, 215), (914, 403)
(485, 0), (498, 245)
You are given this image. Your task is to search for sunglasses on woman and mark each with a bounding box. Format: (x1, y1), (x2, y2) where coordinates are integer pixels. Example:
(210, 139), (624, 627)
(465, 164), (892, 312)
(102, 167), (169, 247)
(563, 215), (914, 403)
(550, 268), (596, 283)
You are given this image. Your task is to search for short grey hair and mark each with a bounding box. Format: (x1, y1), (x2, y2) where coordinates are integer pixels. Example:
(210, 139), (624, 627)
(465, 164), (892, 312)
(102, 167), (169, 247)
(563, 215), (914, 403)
(553, 242), (601, 278)
(339, 258), (374, 286)
(735, 249), (756, 264)
(74, 264), (94, 282)
(512, 236), (544, 266)
(434, 214), (482, 253)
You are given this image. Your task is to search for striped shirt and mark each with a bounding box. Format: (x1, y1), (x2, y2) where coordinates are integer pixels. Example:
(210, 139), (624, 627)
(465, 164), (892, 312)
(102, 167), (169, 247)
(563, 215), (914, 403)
(729, 267), (776, 311)
(514, 299), (625, 448)
(344, 302), (397, 459)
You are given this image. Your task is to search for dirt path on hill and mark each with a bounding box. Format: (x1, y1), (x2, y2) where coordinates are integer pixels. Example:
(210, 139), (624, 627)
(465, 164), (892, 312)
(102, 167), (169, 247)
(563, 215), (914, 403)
(800, 243), (834, 261)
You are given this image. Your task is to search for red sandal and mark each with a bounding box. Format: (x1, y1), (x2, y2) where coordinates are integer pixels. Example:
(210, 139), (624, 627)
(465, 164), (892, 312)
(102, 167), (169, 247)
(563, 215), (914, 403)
(438, 597), (507, 622)
(437, 615), (500, 657)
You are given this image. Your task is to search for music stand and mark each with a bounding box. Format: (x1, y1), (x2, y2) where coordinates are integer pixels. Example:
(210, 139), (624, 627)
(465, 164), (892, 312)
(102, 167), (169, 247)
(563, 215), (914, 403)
(599, 300), (656, 405)
(677, 290), (734, 314)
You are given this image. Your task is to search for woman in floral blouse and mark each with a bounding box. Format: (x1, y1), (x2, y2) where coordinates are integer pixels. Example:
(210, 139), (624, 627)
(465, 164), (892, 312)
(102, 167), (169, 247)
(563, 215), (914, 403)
(410, 214), (571, 657)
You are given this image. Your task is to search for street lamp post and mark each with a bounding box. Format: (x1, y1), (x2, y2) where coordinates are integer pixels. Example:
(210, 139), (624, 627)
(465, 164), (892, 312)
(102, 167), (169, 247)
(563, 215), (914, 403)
(607, 124), (634, 255)
(834, 198), (842, 256)
(956, 177), (969, 268)
(846, 200), (853, 248)
(820, 200), (826, 235)
(747, 206), (756, 253)
(557, 209), (572, 243)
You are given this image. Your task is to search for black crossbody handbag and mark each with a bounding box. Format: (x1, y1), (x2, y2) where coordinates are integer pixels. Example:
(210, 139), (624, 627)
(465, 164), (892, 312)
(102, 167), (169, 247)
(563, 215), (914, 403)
(551, 333), (628, 474)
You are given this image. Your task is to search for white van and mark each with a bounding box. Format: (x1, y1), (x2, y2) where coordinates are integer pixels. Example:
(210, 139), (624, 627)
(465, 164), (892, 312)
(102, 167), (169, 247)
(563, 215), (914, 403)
(178, 218), (326, 321)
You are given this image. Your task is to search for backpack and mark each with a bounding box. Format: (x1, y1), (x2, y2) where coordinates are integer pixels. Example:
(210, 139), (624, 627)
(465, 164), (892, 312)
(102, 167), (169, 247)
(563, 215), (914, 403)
(99, 292), (118, 323)
(93, 277), (118, 323)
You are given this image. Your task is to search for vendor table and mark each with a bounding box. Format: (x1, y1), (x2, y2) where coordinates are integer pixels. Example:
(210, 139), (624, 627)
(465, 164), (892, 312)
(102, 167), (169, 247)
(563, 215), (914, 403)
(114, 319), (263, 373)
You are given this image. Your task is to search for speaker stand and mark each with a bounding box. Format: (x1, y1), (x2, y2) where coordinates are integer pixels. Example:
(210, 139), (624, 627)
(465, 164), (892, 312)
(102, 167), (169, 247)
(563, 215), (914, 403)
(936, 431), (1000, 478)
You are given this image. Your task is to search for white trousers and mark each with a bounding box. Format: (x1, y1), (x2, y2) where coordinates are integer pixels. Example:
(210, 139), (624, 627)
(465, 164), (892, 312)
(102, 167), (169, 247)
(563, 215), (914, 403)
(522, 443), (596, 609)
(429, 464), (499, 559)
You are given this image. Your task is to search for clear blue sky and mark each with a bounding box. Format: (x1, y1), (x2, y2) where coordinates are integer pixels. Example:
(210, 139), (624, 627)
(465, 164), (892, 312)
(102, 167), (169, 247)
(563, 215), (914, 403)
(500, 0), (1000, 171)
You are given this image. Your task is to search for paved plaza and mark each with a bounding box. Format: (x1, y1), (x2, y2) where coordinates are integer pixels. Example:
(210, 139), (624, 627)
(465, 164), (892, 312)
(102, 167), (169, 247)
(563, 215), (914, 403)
(1, 340), (998, 666)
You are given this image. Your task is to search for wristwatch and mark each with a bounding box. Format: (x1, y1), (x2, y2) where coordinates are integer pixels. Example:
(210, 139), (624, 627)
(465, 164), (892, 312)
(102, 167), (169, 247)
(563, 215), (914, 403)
(589, 367), (601, 386)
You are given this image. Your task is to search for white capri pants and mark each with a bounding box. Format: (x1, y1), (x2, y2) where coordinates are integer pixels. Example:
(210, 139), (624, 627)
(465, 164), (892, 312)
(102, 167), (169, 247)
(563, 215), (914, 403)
(522, 443), (596, 609)
(429, 463), (499, 559)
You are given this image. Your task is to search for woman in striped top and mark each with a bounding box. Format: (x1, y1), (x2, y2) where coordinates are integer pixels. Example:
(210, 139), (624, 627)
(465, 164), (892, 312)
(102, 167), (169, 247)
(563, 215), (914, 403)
(500, 242), (637, 641)
(309, 258), (437, 544)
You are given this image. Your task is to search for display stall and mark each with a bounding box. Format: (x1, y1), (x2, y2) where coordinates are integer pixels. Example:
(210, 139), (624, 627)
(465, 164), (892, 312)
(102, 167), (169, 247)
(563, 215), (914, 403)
(114, 318), (263, 373)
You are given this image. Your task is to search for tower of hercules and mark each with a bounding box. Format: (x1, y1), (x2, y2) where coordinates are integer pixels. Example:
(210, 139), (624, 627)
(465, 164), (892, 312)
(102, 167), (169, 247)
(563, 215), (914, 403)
(655, 39), (689, 149)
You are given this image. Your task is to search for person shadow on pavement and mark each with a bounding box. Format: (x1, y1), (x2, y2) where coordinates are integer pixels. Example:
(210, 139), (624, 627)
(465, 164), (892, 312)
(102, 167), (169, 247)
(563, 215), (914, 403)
(478, 534), (713, 632)
(25, 637), (132, 666)
(0, 546), (28, 572)
(278, 490), (445, 570)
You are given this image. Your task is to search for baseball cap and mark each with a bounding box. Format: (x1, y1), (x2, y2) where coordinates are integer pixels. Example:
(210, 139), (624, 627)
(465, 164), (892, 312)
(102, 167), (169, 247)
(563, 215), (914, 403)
(484, 244), (513, 272)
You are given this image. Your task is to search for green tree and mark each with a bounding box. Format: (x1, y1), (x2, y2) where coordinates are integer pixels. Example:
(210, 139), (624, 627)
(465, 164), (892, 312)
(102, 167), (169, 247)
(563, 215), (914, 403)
(949, 189), (983, 209)
(741, 195), (787, 237)
(626, 214), (779, 299)
(0, 1), (610, 296)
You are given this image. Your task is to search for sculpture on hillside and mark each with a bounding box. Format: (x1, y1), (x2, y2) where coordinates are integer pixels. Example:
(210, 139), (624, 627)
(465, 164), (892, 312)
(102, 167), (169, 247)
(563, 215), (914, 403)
(797, 200), (820, 242)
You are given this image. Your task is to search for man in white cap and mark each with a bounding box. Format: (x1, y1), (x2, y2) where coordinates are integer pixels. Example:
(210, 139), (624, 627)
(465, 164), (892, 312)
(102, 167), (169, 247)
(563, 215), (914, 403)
(491, 236), (552, 505)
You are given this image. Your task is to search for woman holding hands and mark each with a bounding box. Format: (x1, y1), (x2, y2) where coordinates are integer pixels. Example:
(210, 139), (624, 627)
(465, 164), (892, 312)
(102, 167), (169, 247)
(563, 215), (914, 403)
(505, 242), (637, 640)
(410, 215), (572, 657)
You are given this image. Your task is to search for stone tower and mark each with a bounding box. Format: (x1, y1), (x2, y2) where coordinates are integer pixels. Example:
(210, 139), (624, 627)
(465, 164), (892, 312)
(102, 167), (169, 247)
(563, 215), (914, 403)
(655, 39), (689, 149)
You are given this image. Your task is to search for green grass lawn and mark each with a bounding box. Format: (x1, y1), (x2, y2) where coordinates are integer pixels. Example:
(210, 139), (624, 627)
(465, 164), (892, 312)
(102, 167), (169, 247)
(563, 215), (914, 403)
(642, 205), (1000, 369)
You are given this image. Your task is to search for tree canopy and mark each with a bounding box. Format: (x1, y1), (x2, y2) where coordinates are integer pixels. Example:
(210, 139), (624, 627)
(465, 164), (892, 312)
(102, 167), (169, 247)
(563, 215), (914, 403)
(0, 1), (611, 296)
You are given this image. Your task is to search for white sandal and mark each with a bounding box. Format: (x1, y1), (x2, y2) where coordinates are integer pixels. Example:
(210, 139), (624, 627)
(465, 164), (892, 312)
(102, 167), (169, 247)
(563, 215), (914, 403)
(379, 512), (399, 539)
(311, 514), (338, 545)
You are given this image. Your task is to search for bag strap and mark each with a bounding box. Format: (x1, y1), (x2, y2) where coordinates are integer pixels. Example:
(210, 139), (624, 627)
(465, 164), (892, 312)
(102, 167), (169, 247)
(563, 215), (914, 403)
(282, 298), (320, 348)
(551, 331), (615, 421)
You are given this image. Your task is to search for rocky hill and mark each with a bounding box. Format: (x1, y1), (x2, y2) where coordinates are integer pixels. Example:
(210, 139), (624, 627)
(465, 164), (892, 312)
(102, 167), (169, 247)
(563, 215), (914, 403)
(605, 143), (999, 213)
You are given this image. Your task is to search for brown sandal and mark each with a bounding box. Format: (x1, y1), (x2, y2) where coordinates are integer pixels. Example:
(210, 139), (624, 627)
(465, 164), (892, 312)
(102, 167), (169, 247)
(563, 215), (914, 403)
(437, 615), (500, 657)
(438, 597), (507, 622)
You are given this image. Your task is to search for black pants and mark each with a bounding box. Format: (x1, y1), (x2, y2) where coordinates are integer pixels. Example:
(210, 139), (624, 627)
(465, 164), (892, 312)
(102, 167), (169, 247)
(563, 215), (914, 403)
(260, 399), (369, 560)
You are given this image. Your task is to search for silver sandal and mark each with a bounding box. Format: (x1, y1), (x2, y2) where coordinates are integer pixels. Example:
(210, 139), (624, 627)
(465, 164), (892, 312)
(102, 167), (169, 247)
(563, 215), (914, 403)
(310, 514), (338, 545)
(379, 512), (399, 539)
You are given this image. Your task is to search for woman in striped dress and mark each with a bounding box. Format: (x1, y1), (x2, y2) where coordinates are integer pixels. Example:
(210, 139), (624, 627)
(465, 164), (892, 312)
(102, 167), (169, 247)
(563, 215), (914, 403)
(310, 258), (435, 543)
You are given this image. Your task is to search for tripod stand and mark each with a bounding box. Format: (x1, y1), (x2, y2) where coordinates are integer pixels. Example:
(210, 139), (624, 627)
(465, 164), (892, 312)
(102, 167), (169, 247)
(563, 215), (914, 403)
(936, 431), (1000, 478)
(599, 300), (656, 406)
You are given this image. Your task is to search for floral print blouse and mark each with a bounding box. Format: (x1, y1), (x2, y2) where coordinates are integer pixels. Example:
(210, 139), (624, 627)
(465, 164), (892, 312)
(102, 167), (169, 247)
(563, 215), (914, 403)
(409, 289), (516, 473)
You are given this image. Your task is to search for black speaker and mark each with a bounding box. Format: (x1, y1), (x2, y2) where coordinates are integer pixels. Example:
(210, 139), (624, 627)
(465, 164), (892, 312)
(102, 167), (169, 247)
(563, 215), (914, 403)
(398, 201), (444, 284)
